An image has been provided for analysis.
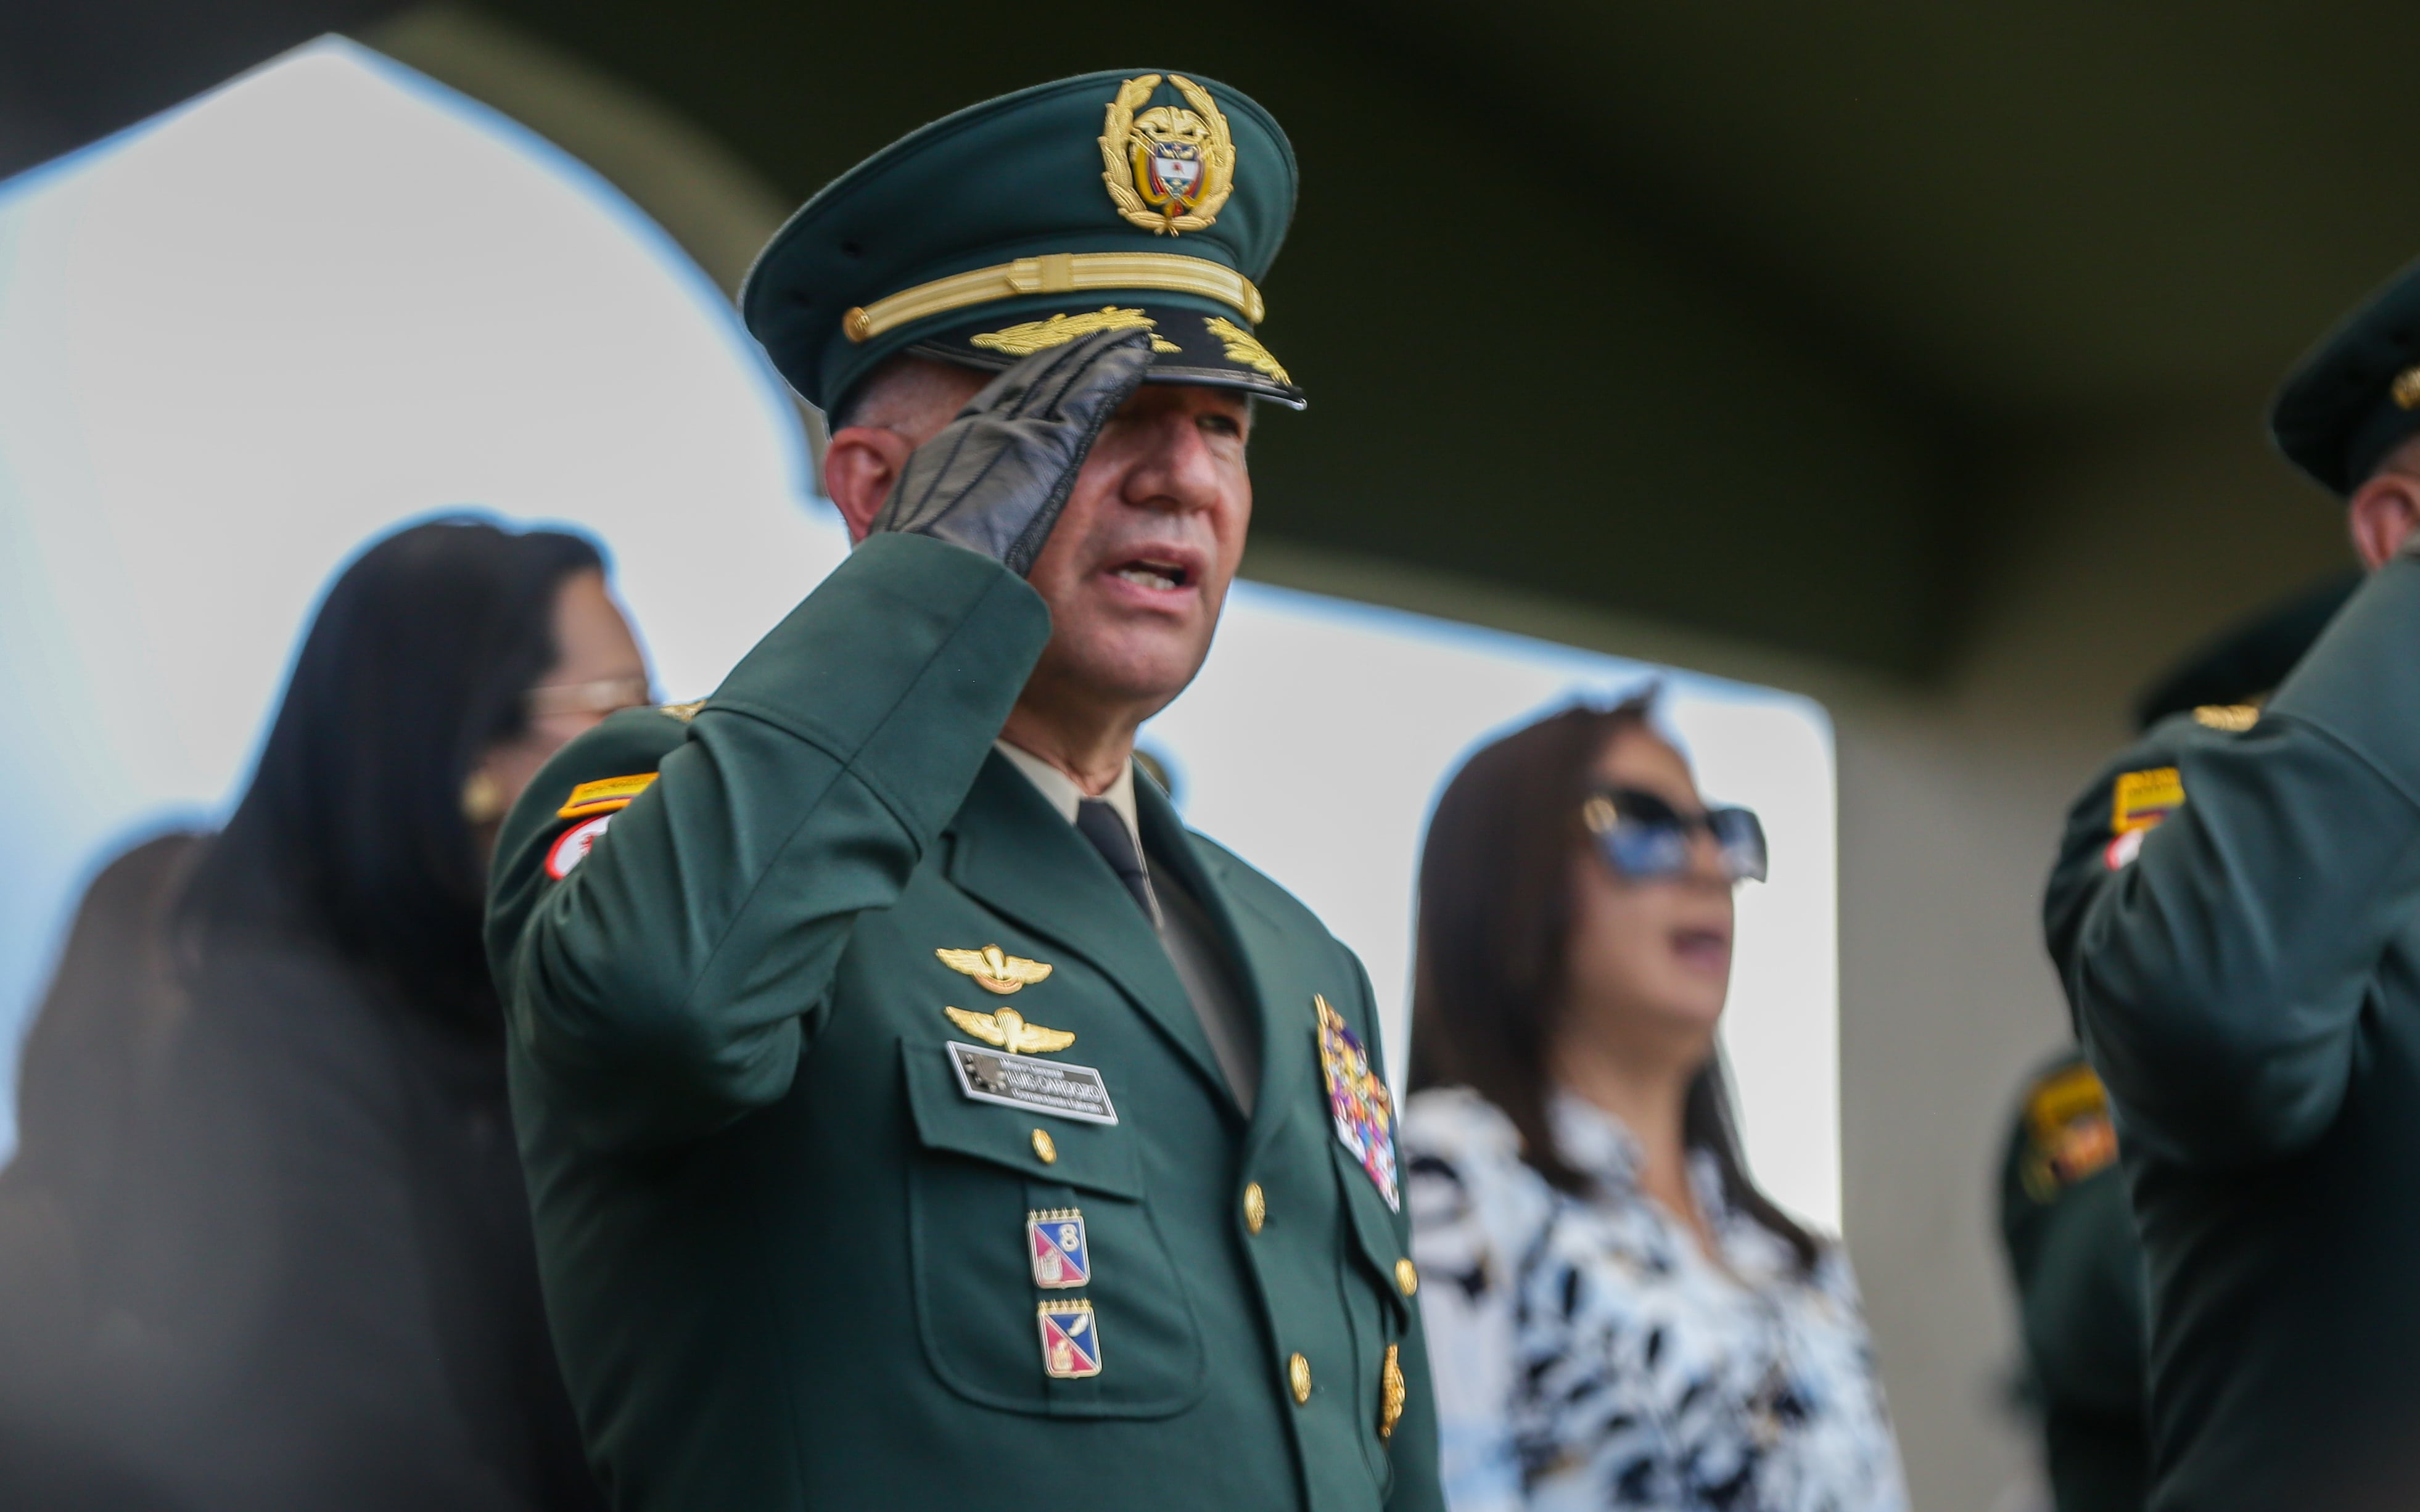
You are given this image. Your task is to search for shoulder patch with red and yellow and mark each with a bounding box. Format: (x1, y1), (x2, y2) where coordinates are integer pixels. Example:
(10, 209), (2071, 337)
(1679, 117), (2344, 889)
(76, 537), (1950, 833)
(2019, 1061), (2119, 1201)
(2104, 766), (2184, 870)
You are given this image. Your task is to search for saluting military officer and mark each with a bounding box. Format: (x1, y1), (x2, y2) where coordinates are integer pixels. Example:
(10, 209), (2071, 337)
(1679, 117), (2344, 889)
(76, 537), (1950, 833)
(485, 71), (1441, 1512)
(2044, 257), (2420, 1512)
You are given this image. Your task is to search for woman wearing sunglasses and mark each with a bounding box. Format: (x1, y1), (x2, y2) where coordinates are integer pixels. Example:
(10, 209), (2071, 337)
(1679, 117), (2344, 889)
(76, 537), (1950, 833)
(1404, 696), (1904, 1512)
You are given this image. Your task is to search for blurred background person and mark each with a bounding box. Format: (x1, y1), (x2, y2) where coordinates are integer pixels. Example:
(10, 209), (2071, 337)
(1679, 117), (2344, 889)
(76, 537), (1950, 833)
(1403, 697), (1904, 1511)
(0, 517), (643, 1510)
(1996, 572), (2355, 1512)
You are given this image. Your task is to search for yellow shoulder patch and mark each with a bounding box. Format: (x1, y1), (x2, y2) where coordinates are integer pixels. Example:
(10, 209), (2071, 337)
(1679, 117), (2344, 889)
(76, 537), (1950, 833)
(2192, 703), (2260, 732)
(558, 771), (657, 820)
(658, 700), (706, 723)
(2021, 1062), (2119, 1199)
(2112, 766), (2184, 835)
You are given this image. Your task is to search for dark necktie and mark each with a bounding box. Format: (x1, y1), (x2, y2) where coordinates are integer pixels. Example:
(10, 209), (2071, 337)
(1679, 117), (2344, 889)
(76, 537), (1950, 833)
(1075, 799), (1157, 921)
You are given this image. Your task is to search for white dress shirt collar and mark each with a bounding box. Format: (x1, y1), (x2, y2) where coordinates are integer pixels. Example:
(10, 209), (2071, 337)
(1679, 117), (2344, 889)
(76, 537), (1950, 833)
(993, 739), (1142, 855)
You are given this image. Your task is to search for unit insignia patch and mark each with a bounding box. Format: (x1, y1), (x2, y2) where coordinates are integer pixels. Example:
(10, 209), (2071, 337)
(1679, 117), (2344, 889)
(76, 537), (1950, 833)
(2112, 767), (2184, 836)
(545, 814), (614, 880)
(1316, 994), (1399, 1211)
(937, 944), (1053, 995)
(2020, 1062), (2120, 1201)
(1027, 1209), (1090, 1289)
(947, 1042), (1119, 1125)
(557, 771), (656, 820)
(1038, 1299), (1103, 1378)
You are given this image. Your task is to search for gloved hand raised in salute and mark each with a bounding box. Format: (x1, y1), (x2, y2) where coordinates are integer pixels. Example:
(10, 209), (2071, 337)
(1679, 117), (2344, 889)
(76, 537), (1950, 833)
(868, 326), (1156, 577)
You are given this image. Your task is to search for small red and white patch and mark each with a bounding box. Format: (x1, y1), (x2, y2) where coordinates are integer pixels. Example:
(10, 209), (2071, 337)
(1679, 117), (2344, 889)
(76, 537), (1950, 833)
(546, 814), (614, 879)
(2104, 827), (2148, 871)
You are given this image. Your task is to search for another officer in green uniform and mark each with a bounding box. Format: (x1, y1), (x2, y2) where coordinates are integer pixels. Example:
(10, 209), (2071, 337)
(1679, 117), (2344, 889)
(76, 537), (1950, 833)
(2001, 1054), (2144, 1512)
(2005, 575), (2351, 1512)
(485, 72), (1441, 1512)
(2044, 257), (2420, 1511)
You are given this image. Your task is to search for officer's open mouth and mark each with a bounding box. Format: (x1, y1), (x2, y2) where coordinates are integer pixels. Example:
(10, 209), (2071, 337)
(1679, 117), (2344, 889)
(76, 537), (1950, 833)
(1112, 559), (1191, 591)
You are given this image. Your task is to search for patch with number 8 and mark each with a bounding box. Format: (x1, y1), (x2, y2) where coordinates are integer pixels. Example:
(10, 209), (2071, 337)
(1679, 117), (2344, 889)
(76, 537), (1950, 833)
(1026, 1208), (1090, 1289)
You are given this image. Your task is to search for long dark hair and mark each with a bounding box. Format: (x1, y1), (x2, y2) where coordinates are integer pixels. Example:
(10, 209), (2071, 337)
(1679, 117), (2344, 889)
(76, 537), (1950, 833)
(1408, 697), (1822, 1271)
(180, 517), (604, 1016)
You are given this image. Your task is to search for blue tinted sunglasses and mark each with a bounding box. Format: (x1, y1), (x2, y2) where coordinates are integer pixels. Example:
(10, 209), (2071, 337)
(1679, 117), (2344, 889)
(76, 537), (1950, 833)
(1581, 787), (1768, 884)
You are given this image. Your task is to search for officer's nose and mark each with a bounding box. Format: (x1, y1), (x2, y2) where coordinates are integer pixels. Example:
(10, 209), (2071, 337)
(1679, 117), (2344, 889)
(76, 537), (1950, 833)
(1121, 408), (1229, 517)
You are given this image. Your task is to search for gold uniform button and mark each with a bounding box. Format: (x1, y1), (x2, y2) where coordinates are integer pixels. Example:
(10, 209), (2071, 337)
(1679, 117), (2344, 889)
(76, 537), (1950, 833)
(1032, 1128), (1057, 1164)
(1394, 1258), (1418, 1297)
(1288, 1352), (1312, 1404)
(1243, 1182), (1266, 1234)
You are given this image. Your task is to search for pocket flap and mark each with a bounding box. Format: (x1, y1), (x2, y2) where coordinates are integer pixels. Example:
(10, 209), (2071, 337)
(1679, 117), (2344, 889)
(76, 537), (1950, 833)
(1333, 1140), (1414, 1321)
(900, 1039), (1143, 1199)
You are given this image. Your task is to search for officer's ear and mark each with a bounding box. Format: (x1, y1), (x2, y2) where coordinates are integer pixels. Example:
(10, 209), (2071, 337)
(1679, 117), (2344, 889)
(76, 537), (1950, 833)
(824, 426), (917, 543)
(2348, 467), (2420, 570)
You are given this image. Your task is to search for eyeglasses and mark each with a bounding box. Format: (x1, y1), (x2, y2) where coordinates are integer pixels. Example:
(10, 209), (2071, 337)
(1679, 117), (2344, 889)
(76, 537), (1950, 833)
(1580, 787), (1768, 884)
(526, 675), (652, 721)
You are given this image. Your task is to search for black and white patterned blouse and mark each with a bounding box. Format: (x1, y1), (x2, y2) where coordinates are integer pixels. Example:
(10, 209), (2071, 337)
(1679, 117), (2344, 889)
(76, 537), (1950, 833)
(1405, 1087), (1906, 1512)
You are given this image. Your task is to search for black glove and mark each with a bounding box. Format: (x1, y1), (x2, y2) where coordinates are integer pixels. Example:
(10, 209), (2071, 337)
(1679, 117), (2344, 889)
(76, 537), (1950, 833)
(869, 327), (1156, 577)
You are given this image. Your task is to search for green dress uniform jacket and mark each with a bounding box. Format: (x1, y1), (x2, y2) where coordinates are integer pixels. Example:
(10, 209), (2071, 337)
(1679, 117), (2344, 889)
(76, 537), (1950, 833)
(2044, 554), (2420, 1511)
(486, 532), (1443, 1512)
(1997, 1054), (2148, 1512)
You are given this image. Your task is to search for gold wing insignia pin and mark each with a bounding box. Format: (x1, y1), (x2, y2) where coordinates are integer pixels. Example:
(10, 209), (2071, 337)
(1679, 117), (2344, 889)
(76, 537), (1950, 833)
(944, 1006), (1076, 1057)
(936, 944), (1053, 995)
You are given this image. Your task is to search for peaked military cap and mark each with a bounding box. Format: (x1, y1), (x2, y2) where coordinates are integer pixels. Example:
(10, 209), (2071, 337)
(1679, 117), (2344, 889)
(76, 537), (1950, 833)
(2271, 255), (2420, 496)
(741, 70), (1301, 417)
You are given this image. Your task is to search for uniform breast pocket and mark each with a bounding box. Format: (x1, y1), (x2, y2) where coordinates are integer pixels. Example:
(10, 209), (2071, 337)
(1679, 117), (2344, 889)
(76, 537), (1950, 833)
(898, 1040), (1206, 1418)
(1331, 1137), (1416, 1481)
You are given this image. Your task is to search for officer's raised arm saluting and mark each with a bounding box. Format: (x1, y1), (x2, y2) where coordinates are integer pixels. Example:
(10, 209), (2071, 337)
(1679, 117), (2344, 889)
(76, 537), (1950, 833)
(2044, 257), (2420, 1512)
(484, 72), (1440, 1512)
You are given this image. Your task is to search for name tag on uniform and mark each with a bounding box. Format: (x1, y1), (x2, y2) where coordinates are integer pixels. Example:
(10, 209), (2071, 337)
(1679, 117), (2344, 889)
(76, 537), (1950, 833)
(946, 1042), (1119, 1125)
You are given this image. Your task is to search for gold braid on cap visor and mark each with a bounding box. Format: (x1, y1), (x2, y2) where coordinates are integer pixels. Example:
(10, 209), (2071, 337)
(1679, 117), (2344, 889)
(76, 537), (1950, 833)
(841, 252), (1265, 344)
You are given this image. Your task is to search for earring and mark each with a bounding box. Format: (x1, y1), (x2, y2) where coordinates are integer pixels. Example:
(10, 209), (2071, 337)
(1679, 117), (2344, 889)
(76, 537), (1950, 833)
(461, 770), (506, 825)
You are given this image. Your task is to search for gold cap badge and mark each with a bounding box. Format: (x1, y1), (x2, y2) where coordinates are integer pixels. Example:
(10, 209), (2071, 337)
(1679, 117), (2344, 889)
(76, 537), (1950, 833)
(944, 1006), (1076, 1056)
(1100, 74), (1235, 236)
(937, 944), (1053, 995)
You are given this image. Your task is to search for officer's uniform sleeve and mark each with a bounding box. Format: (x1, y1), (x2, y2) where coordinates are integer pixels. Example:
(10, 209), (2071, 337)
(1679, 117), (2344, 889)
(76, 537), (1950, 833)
(2044, 555), (2420, 1169)
(1356, 948), (1445, 1512)
(485, 534), (1051, 1151)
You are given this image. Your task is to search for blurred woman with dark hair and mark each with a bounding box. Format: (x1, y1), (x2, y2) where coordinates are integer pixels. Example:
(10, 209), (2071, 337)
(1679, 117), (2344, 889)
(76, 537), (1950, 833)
(0, 517), (643, 1510)
(1405, 697), (1903, 1512)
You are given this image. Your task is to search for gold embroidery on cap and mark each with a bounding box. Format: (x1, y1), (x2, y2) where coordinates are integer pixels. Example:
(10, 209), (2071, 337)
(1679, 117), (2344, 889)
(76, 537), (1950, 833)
(968, 307), (1180, 357)
(1203, 316), (1291, 385)
(1100, 74), (1236, 236)
(2393, 366), (2420, 411)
